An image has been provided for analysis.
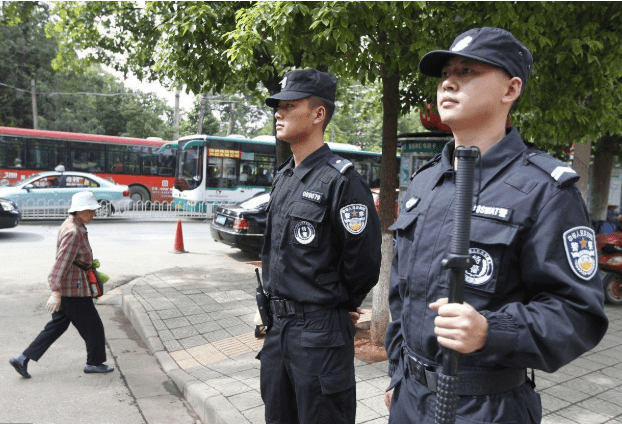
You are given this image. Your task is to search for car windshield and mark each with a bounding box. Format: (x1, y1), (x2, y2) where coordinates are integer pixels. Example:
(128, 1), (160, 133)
(240, 193), (270, 210)
(10, 173), (45, 187)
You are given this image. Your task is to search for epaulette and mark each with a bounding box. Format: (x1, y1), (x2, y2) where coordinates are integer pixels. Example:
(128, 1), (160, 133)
(526, 150), (579, 187)
(411, 153), (442, 180)
(328, 155), (353, 174)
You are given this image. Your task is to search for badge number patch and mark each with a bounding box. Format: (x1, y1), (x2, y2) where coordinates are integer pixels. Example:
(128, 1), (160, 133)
(294, 221), (316, 245)
(464, 248), (494, 286)
(563, 226), (597, 281)
(340, 204), (368, 235)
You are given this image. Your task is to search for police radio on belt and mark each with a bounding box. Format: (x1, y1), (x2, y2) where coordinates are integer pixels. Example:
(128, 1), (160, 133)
(255, 268), (272, 329)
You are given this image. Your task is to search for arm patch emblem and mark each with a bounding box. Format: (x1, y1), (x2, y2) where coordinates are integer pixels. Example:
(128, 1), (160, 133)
(340, 204), (368, 235)
(563, 226), (597, 281)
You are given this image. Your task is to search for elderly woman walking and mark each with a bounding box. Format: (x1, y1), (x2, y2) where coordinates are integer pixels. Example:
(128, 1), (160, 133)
(9, 191), (114, 378)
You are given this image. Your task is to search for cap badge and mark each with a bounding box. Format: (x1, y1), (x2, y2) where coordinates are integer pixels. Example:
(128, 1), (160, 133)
(280, 76), (288, 90)
(451, 36), (473, 52)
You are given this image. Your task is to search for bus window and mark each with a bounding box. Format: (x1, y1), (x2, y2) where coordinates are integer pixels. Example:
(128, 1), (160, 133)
(27, 138), (67, 170)
(207, 157), (237, 188)
(70, 142), (105, 173)
(0, 137), (24, 169)
(107, 146), (141, 174)
(157, 151), (175, 176)
(140, 147), (159, 175)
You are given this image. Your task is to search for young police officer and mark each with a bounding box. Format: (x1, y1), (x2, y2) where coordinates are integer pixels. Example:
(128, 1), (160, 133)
(384, 27), (608, 423)
(260, 69), (381, 424)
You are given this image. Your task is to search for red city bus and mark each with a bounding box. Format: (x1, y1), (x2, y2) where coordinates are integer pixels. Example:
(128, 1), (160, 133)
(0, 127), (176, 203)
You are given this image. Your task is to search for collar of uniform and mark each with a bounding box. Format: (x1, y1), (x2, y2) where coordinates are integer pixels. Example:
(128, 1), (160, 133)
(475, 127), (527, 189)
(292, 143), (333, 180)
(437, 127), (526, 189)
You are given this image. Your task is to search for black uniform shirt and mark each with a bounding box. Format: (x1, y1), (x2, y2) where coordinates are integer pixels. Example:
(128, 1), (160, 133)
(261, 144), (381, 310)
(385, 128), (608, 382)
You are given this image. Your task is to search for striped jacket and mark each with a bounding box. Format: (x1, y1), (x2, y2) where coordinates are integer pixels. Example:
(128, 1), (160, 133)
(48, 215), (93, 297)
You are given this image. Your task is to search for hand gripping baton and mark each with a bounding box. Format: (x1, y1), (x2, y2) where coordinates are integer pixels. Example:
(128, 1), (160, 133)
(435, 146), (479, 424)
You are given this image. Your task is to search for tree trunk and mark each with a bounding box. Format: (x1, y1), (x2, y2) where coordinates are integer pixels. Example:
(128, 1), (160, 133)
(571, 140), (591, 203)
(589, 134), (618, 221)
(370, 66), (399, 347)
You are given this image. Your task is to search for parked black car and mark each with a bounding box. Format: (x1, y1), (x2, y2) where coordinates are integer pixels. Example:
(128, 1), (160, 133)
(210, 192), (269, 255)
(0, 197), (21, 229)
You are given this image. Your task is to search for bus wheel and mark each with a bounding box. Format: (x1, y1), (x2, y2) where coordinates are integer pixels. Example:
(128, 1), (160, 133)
(97, 200), (112, 218)
(129, 186), (150, 204)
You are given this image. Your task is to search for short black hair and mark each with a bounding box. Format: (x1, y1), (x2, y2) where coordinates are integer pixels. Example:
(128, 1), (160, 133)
(307, 95), (334, 132)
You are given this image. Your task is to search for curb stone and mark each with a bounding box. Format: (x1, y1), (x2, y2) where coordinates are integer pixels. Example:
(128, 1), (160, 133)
(120, 279), (247, 424)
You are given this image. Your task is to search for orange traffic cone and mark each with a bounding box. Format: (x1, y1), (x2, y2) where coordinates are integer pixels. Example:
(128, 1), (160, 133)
(171, 219), (188, 253)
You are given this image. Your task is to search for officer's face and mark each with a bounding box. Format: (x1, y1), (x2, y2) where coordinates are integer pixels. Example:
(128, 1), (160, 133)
(274, 98), (317, 144)
(437, 57), (515, 131)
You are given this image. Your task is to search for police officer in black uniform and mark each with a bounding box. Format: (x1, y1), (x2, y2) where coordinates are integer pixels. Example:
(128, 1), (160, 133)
(259, 69), (381, 424)
(384, 27), (608, 423)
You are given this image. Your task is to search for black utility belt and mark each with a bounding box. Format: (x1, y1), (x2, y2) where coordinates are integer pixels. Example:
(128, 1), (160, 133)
(269, 298), (334, 318)
(406, 354), (526, 396)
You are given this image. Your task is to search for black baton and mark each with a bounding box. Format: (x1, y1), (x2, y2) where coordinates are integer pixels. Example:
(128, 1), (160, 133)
(435, 146), (479, 424)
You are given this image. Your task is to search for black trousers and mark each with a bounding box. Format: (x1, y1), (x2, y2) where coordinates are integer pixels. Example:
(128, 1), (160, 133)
(24, 296), (107, 366)
(259, 307), (356, 424)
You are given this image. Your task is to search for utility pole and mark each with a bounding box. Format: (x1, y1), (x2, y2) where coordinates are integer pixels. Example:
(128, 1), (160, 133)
(31, 79), (38, 129)
(173, 88), (180, 141)
(226, 102), (236, 136)
(197, 95), (207, 135)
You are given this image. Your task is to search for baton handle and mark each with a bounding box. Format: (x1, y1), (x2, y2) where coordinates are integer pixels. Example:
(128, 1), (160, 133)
(435, 147), (479, 424)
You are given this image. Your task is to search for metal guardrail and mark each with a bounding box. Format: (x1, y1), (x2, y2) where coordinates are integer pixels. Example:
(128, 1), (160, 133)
(15, 199), (230, 220)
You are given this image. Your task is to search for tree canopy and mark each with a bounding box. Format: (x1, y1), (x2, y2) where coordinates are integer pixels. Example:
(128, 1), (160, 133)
(0, 2), (177, 138)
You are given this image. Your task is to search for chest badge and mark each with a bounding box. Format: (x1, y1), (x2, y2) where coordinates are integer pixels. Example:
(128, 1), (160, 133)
(294, 221), (316, 245)
(563, 226), (597, 281)
(464, 248), (494, 286)
(340, 204), (368, 235)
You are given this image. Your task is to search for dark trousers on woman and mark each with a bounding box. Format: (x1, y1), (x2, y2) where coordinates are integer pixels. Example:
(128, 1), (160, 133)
(23, 296), (106, 366)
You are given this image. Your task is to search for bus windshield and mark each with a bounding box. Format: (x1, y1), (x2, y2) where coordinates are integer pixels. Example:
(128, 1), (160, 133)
(177, 148), (203, 191)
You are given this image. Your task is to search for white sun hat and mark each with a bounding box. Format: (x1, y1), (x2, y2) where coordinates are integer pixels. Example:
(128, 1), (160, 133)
(68, 191), (101, 212)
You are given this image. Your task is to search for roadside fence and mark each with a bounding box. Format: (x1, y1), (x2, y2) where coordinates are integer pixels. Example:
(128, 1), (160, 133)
(14, 199), (228, 220)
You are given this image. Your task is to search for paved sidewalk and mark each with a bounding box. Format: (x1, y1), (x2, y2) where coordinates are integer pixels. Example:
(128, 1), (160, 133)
(107, 265), (622, 424)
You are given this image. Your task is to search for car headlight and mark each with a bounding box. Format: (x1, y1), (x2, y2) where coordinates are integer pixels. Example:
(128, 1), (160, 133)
(0, 200), (16, 211)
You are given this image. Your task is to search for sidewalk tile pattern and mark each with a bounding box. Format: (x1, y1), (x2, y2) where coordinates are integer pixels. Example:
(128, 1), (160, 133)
(133, 268), (622, 424)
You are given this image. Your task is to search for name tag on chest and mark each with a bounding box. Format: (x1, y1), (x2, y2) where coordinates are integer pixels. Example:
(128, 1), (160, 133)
(302, 190), (323, 203)
(472, 204), (513, 221)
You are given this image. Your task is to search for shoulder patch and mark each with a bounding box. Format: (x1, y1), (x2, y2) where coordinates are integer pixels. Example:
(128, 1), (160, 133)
(340, 204), (368, 235)
(526, 151), (579, 187)
(328, 156), (353, 174)
(563, 226), (597, 281)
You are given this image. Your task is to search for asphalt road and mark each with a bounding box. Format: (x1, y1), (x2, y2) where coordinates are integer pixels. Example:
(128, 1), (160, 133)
(0, 217), (257, 424)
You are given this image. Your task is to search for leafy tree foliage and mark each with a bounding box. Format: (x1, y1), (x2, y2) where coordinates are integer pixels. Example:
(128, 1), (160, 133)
(0, 2), (176, 139)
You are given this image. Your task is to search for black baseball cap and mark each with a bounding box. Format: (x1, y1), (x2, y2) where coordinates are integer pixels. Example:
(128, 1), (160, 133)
(419, 27), (533, 92)
(265, 69), (337, 109)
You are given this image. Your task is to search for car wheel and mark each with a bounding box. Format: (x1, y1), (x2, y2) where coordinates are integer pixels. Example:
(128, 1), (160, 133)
(129, 186), (150, 205)
(97, 200), (112, 218)
(603, 273), (622, 305)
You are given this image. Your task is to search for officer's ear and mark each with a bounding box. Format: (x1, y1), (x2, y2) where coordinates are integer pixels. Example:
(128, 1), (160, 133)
(313, 105), (327, 127)
(502, 77), (522, 106)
